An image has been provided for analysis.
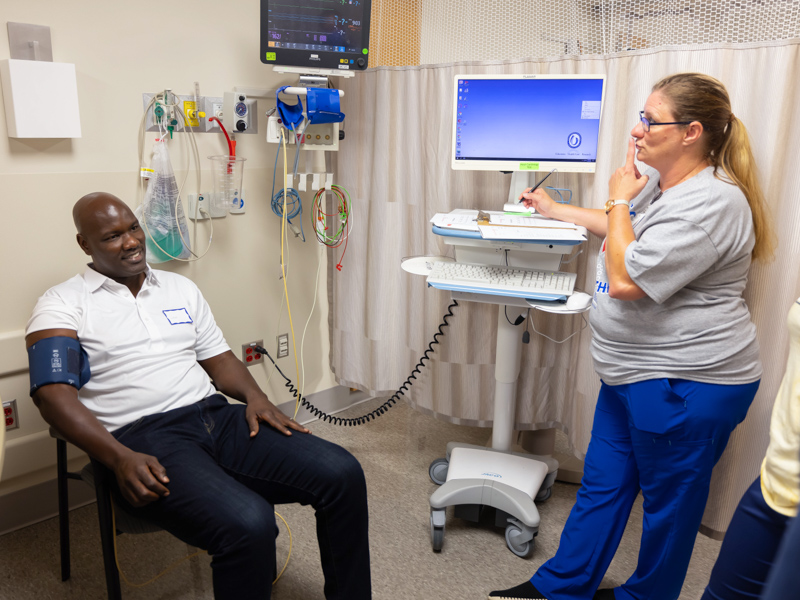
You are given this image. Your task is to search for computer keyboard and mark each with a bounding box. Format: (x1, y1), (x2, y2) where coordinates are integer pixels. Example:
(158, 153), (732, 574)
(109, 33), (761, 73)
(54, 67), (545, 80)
(426, 262), (576, 301)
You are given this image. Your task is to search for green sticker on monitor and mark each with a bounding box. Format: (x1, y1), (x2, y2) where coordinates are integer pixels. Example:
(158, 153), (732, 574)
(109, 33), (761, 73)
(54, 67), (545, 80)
(519, 162), (540, 170)
(266, 52), (276, 61)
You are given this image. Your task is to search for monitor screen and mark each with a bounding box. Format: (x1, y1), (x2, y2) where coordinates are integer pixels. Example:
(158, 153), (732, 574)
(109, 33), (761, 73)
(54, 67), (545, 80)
(452, 74), (606, 173)
(261, 0), (372, 72)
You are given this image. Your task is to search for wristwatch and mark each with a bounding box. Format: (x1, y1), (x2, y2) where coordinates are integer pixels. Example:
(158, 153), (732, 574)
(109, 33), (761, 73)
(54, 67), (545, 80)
(605, 199), (631, 214)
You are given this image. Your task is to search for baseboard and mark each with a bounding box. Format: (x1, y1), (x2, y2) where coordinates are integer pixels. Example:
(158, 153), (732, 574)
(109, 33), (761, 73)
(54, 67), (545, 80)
(277, 386), (371, 425)
(698, 523), (726, 541)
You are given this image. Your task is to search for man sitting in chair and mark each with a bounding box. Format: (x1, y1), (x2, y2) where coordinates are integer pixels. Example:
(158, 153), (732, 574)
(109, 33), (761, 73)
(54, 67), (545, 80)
(25, 192), (371, 600)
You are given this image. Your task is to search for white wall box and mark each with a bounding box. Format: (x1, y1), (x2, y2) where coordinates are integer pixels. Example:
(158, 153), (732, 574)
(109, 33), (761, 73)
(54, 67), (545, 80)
(0, 59), (81, 138)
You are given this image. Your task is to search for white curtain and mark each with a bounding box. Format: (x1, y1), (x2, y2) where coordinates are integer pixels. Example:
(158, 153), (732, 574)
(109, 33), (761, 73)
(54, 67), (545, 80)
(329, 39), (800, 536)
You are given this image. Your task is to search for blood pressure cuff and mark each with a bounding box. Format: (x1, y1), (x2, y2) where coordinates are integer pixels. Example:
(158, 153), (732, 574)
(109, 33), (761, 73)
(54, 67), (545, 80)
(28, 336), (91, 396)
(305, 88), (345, 124)
(276, 86), (305, 131)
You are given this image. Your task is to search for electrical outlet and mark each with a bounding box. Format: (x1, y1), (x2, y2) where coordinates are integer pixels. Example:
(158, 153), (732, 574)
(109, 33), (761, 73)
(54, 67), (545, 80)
(277, 333), (289, 359)
(242, 340), (264, 366)
(3, 399), (19, 430)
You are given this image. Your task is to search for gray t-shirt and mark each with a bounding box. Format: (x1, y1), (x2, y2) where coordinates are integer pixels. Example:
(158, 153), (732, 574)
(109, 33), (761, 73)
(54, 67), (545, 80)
(590, 166), (762, 385)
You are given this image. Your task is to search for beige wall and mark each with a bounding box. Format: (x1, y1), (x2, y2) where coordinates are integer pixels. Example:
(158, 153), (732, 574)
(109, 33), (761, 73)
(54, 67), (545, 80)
(0, 1), (339, 492)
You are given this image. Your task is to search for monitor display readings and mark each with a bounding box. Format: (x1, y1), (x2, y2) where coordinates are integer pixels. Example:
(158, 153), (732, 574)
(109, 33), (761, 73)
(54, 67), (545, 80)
(261, 0), (372, 72)
(452, 74), (606, 173)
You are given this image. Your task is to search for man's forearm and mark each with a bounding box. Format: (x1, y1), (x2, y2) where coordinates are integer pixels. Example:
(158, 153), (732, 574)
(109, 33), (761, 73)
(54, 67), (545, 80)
(34, 385), (132, 470)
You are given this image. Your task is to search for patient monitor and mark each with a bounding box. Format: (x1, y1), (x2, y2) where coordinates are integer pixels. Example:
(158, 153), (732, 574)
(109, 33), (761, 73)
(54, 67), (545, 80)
(260, 0), (372, 72)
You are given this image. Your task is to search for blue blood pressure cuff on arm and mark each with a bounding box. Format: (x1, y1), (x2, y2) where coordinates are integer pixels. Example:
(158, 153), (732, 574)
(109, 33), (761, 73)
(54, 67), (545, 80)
(28, 336), (91, 396)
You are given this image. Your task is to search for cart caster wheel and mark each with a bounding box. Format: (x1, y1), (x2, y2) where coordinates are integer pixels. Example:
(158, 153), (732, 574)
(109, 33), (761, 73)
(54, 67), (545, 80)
(428, 458), (449, 485)
(430, 512), (445, 551)
(535, 485), (552, 502)
(505, 523), (535, 558)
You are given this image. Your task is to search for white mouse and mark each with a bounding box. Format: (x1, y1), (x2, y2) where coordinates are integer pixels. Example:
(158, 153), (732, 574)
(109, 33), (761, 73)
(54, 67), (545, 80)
(566, 292), (592, 311)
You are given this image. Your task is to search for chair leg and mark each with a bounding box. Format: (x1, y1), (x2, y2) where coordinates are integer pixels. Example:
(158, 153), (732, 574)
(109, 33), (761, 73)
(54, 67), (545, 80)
(92, 459), (122, 600)
(56, 438), (71, 582)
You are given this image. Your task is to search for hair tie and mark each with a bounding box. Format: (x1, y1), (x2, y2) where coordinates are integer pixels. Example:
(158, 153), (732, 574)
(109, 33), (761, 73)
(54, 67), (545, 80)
(728, 113), (735, 124)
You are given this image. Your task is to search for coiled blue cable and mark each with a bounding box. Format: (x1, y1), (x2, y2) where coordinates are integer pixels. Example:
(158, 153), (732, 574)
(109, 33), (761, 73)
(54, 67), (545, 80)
(271, 188), (305, 241)
(271, 133), (305, 241)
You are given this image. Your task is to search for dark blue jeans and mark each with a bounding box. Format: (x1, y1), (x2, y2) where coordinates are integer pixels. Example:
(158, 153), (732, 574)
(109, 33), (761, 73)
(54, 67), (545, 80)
(761, 497), (800, 599)
(701, 477), (791, 600)
(111, 394), (371, 600)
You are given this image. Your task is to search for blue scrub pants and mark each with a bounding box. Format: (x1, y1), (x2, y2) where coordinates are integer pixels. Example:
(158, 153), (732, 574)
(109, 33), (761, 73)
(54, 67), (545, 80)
(531, 378), (759, 600)
(701, 477), (792, 600)
(110, 394), (371, 600)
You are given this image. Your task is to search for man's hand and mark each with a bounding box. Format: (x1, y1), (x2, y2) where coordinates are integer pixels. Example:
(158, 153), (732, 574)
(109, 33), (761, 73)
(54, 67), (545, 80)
(609, 138), (649, 202)
(198, 350), (311, 437)
(112, 450), (171, 507)
(245, 394), (310, 437)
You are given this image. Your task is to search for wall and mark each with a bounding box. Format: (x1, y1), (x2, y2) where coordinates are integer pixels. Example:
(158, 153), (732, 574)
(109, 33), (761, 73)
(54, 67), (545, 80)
(0, 1), (343, 502)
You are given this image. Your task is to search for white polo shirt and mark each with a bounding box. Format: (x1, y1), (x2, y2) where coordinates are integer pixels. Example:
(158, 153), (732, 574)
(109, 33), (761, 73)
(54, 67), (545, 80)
(26, 265), (229, 432)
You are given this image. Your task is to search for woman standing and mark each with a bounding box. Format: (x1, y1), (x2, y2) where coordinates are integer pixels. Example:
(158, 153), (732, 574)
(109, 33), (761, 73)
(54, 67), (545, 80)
(489, 72), (775, 600)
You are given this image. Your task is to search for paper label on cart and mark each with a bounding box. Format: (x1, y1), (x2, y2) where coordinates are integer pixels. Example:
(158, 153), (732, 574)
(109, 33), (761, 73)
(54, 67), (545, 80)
(430, 212), (480, 232)
(478, 225), (587, 242)
(488, 215), (576, 228)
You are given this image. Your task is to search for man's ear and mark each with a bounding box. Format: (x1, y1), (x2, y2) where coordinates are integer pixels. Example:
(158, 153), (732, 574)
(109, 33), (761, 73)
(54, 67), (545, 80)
(683, 121), (705, 147)
(76, 233), (92, 256)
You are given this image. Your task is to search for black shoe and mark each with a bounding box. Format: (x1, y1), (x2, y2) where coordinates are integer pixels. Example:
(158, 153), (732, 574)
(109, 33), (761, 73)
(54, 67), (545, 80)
(488, 581), (549, 599)
(593, 590), (616, 599)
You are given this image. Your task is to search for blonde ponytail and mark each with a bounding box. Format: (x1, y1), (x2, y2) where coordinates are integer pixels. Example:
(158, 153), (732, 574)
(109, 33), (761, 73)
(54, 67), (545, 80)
(717, 117), (776, 261)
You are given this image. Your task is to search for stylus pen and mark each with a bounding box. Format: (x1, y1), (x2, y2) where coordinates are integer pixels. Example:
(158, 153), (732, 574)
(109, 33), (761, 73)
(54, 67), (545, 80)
(526, 169), (555, 194)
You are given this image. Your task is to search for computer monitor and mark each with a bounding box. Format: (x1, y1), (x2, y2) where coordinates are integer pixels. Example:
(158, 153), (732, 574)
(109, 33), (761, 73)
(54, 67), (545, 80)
(260, 0), (372, 72)
(452, 74), (606, 173)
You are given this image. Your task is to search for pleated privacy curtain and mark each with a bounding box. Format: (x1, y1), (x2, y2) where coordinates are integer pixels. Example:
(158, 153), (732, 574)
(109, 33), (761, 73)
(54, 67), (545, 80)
(330, 0), (800, 537)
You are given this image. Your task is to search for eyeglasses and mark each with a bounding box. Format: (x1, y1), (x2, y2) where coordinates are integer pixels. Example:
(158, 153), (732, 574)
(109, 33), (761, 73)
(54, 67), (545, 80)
(638, 111), (693, 132)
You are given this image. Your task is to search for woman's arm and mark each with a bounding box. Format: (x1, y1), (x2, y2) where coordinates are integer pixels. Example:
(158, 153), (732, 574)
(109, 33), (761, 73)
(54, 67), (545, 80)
(605, 139), (649, 300)
(520, 188), (608, 238)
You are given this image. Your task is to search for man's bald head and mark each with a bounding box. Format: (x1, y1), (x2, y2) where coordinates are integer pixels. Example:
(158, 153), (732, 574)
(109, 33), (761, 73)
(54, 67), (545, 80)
(73, 192), (133, 235)
(73, 192), (147, 285)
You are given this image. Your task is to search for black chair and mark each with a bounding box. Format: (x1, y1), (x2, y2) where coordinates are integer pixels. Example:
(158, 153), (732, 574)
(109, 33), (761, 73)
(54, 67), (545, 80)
(53, 428), (278, 598)
(52, 429), (163, 600)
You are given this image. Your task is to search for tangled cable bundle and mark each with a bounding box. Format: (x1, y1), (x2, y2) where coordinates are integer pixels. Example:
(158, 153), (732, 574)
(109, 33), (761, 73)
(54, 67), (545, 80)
(312, 184), (352, 271)
(255, 299), (459, 426)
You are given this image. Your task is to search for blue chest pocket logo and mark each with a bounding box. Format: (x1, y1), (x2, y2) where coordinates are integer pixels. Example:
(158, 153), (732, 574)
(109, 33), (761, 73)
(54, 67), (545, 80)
(163, 308), (193, 325)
